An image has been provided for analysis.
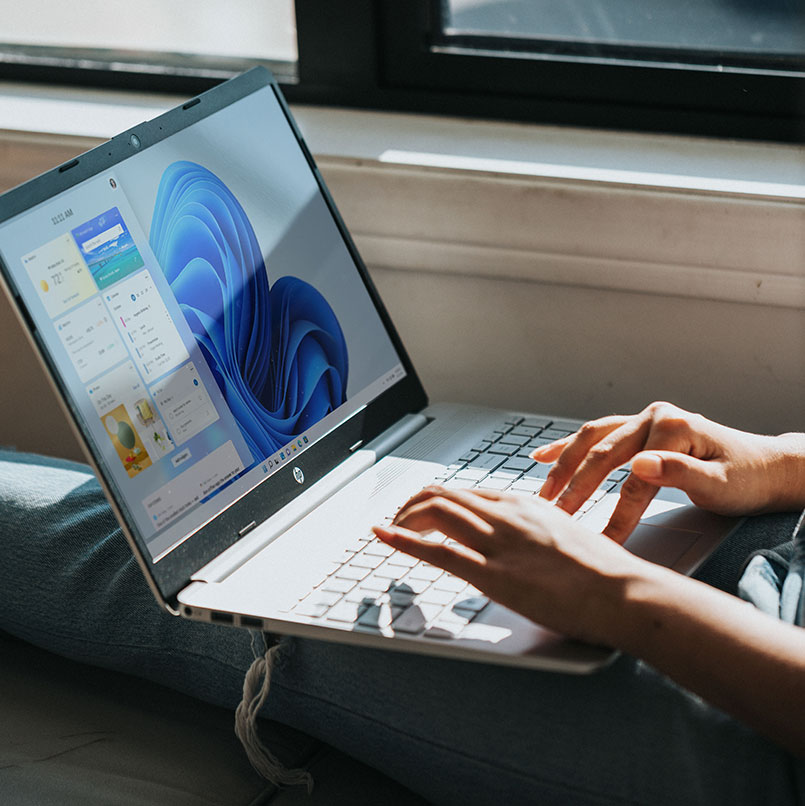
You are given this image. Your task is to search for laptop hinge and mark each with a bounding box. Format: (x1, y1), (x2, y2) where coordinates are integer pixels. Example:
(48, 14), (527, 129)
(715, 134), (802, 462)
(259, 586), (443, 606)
(189, 412), (430, 585)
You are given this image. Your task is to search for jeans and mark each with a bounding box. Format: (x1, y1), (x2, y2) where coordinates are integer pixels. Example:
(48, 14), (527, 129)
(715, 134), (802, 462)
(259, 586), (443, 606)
(1, 450), (802, 805)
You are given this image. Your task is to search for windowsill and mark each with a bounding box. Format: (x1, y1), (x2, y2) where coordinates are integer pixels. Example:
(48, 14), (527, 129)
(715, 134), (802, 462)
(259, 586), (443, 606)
(1, 81), (803, 309)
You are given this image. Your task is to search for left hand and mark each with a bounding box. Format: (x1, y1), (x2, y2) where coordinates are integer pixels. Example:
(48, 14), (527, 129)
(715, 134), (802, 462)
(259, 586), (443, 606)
(373, 486), (646, 645)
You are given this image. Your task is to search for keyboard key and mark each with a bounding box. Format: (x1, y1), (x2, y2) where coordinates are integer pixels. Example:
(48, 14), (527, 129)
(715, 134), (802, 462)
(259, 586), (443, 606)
(475, 476), (511, 491)
(308, 590), (342, 607)
(390, 606), (428, 634)
(350, 553), (385, 570)
(542, 428), (574, 440)
(442, 477), (474, 490)
(388, 582), (417, 607)
(528, 437), (557, 450)
(395, 602), (444, 631)
(295, 601), (330, 618)
(470, 453), (507, 471)
(383, 553), (418, 569)
(419, 587), (458, 606)
(335, 564), (371, 582)
(490, 467), (520, 480)
(360, 575), (393, 593)
(523, 464), (551, 481)
(510, 478), (543, 493)
(492, 423), (513, 435)
(396, 576), (431, 595)
(433, 463), (465, 482)
(498, 433), (530, 447)
(488, 443), (518, 457)
(423, 626), (458, 640)
(433, 574), (469, 593)
(459, 450), (480, 464)
(607, 469), (630, 483)
(357, 602), (395, 629)
(550, 420), (583, 432)
(501, 456), (536, 472)
(330, 549), (356, 564)
(345, 587), (372, 603)
(452, 595), (489, 613)
(521, 416), (552, 429)
(455, 467), (489, 481)
(321, 576), (357, 594)
(363, 541), (395, 557)
(504, 415), (524, 426)
(511, 426), (542, 438)
(326, 600), (372, 623)
(408, 564), (443, 582)
(471, 440), (492, 453)
(437, 607), (474, 626)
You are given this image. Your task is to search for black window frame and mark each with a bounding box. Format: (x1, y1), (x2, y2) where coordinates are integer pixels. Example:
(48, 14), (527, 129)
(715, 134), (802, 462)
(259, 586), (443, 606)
(1, 0), (803, 143)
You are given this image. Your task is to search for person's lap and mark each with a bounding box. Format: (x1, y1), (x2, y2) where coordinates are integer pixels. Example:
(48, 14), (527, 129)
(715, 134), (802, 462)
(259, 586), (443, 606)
(1, 450), (801, 805)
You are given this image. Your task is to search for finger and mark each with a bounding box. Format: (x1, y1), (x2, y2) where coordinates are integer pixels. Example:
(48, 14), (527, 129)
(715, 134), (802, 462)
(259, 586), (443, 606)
(602, 473), (660, 543)
(538, 415), (629, 501)
(602, 416), (715, 540)
(396, 486), (515, 532)
(393, 494), (496, 554)
(393, 483), (479, 517)
(530, 438), (570, 463)
(372, 525), (484, 583)
(631, 450), (728, 503)
(552, 417), (651, 513)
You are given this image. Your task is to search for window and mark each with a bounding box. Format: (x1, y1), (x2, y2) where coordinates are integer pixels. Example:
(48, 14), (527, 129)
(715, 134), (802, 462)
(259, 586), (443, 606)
(2, 0), (803, 141)
(0, 0), (297, 90)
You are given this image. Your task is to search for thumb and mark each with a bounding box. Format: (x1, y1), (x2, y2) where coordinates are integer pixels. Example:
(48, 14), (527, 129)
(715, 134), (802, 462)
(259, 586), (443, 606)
(631, 450), (723, 498)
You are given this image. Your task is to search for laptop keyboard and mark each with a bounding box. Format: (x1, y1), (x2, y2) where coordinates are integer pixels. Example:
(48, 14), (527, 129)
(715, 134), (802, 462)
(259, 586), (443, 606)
(289, 415), (629, 639)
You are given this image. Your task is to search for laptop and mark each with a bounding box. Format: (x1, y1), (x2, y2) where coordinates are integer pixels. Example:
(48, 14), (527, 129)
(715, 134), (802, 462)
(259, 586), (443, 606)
(0, 68), (739, 673)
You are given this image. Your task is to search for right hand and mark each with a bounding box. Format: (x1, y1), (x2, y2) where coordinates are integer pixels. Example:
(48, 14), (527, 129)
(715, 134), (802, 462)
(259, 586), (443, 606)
(532, 401), (805, 544)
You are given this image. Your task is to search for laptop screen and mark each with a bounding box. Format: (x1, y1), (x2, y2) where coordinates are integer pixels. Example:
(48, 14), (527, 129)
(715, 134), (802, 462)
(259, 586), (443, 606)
(0, 75), (413, 573)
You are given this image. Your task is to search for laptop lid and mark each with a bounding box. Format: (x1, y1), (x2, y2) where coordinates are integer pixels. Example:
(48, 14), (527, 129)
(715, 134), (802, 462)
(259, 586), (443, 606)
(0, 67), (427, 608)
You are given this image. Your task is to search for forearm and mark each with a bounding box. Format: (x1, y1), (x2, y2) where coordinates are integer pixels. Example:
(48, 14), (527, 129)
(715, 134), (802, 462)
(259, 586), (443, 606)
(604, 562), (805, 757)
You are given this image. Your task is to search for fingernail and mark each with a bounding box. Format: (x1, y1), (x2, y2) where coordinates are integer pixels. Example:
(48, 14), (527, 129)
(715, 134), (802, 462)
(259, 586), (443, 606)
(540, 477), (556, 499)
(633, 453), (663, 480)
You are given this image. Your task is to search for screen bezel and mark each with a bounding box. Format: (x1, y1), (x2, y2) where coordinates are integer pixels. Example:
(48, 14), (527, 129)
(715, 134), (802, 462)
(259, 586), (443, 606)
(0, 67), (428, 605)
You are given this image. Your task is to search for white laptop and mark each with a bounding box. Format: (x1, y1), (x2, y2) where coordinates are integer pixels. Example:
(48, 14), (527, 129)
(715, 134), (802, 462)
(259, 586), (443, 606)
(0, 68), (739, 673)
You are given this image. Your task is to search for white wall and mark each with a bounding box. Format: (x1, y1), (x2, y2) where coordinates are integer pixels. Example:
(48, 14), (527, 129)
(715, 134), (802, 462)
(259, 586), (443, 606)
(372, 267), (804, 435)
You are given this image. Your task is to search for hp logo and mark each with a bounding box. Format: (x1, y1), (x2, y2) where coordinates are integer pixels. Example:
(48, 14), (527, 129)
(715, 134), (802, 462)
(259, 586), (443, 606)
(293, 467), (305, 485)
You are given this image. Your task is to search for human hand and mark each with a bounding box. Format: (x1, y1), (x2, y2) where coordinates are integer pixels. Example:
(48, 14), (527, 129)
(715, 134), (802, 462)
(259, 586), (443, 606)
(373, 487), (644, 645)
(533, 401), (805, 543)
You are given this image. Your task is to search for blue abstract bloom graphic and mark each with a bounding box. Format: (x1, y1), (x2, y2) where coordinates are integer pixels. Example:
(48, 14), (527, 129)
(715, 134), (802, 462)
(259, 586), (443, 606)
(149, 160), (348, 459)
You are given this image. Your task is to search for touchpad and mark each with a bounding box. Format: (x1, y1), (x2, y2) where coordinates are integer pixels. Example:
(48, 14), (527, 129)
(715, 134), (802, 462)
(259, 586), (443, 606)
(623, 523), (702, 568)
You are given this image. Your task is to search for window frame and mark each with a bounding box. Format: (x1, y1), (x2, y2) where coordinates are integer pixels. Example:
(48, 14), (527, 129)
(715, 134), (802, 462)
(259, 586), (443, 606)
(0, 0), (802, 143)
(375, 1), (805, 142)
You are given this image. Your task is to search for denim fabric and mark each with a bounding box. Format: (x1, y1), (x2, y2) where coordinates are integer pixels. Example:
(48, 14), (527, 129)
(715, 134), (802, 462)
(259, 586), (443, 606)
(1, 450), (803, 806)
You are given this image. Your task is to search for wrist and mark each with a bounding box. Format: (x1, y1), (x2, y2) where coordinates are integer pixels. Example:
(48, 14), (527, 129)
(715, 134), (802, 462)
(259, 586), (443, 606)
(579, 551), (668, 649)
(588, 557), (688, 654)
(765, 432), (805, 512)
